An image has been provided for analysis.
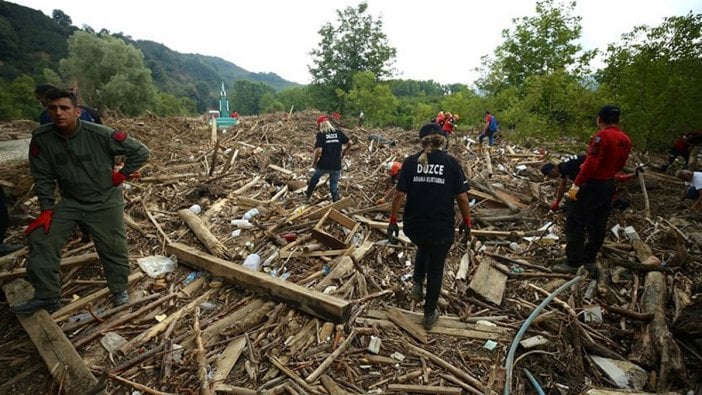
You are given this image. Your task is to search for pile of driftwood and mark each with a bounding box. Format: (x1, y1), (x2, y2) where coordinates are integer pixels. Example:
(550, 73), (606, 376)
(0, 111), (701, 394)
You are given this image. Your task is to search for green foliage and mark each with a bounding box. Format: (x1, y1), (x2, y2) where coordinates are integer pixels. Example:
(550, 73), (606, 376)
(598, 12), (702, 150)
(342, 71), (399, 127)
(259, 92), (285, 113)
(277, 86), (313, 114)
(0, 74), (38, 120)
(309, 2), (396, 108)
(439, 89), (487, 131)
(153, 92), (196, 116)
(59, 31), (158, 116)
(229, 80), (276, 115)
(51, 9), (71, 28)
(478, 0), (595, 94)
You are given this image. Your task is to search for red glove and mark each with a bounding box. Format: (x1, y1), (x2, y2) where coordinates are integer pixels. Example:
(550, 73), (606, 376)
(128, 170), (141, 181)
(112, 171), (127, 186)
(25, 209), (53, 236)
(550, 199), (561, 211)
(459, 216), (471, 237)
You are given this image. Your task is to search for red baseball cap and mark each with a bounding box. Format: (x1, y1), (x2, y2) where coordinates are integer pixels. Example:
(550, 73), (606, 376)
(316, 115), (328, 125)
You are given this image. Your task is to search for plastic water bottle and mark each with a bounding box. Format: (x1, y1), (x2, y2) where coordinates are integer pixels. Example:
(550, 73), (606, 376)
(230, 219), (254, 228)
(242, 208), (259, 220)
(242, 254), (261, 271)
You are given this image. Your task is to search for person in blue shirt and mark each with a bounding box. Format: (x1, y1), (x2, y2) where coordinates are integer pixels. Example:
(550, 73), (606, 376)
(35, 84), (102, 125)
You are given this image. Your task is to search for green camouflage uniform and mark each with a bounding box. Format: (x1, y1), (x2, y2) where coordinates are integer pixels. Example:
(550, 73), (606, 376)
(28, 120), (149, 299)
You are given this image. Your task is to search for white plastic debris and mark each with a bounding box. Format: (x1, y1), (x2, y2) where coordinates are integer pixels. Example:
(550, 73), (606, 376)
(137, 255), (177, 278)
(100, 332), (127, 353)
(367, 336), (381, 354)
(483, 340), (498, 350)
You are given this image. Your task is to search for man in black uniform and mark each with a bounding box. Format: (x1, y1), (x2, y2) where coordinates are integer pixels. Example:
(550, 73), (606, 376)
(387, 123), (472, 330)
(305, 115), (352, 202)
(11, 89), (149, 315)
(541, 155), (585, 211)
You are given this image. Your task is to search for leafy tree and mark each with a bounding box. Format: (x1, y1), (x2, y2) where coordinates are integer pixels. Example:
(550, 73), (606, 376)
(59, 31), (157, 115)
(276, 86), (313, 113)
(259, 92), (284, 113)
(51, 9), (72, 28)
(153, 92), (196, 116)
(229, 80), (275, 115)
(598, 12), (702, 150)
(477, 0), (595, 94)
(309, 2), (396, 108)
(343, 71), (398, 127)
(0, 74), (37, 120)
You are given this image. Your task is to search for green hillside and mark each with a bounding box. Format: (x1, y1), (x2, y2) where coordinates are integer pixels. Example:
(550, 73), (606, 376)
(0, 1), (299, 110)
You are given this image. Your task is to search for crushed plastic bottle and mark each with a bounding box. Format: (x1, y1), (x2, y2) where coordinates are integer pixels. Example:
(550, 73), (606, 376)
(189, 204), (202, 214)
(182, 272), (198, 285)
(279, 272), (291, 281)
(231, 219), (254, 228)
(242, 208), (259, 221)
(242, 253), (261, 271)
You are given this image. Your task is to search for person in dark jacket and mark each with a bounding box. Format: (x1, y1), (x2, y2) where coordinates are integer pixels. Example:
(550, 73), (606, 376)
(387, 123), (472, 330)
(11, 89), (149, 315)
(305, 115), (352, 202)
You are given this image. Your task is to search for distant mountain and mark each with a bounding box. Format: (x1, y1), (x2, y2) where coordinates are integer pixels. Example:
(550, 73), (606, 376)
(0, 1), (300, 111)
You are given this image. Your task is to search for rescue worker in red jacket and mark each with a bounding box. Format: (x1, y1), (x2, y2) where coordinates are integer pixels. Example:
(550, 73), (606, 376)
(552, 105), (632, 274)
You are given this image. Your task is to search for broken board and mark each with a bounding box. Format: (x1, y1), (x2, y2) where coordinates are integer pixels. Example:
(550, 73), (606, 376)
(468, 257), (508, 306)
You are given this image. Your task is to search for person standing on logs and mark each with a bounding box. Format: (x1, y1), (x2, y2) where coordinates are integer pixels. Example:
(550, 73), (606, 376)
(305, 115), (352, 202)
(387, 123), (472, 330)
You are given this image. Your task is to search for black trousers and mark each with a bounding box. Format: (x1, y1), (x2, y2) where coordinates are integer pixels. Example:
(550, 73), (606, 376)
(412, 239), (452, 315)
(565, 180), (615, 267)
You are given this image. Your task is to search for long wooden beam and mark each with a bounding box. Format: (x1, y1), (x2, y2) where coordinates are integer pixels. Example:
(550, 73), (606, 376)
(0, 253), (99, 281)
(2, 279), (99, 394)
(166, 242), (351, 323)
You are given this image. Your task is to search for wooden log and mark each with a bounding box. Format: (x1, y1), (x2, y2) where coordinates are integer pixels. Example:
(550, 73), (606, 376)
(386, 384), (462, 395)
(167, 242), (351, 323)
(178, 208), (229, 258)
(200, 299), (269, 345)
(0, 253), (99, 281)
(628, 271), (685, 390)
(0, 247), (28, 269)
(637, 169), (651, 219)
(319, 375), (349, 395)
(212, 336), (247, 385)
(193, 307), (212, 395)
(468, 257), (508, 306)
(213, 383), (256, 394)
(483, 148), (493, 177)
(304, 197), (353, 220)
(52, 272), (144, 322)
(405, 343), (492, 394)
(119, 289), (215, 355)
(386, 308), (428, 344)
(2, 279), (99, 394)
(306, 329), (357, 383)
(269, 356), (322, 395)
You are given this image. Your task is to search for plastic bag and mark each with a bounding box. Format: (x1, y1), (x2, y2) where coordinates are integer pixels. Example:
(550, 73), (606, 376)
(137, 255), (177, 278)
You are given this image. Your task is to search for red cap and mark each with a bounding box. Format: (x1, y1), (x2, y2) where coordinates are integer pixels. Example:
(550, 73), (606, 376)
(316, 115), (328, 125)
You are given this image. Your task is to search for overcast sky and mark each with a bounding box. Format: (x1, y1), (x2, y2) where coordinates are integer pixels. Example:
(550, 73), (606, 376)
(11, 0), (701, 86)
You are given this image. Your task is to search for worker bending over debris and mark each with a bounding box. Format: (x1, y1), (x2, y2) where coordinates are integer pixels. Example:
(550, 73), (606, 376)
(376, 161), (402, 205)
(11, 89), (149, 315)
(306, 115), (352, 202)
(676, 170), (702, 211)
(387, 122), (472, 330)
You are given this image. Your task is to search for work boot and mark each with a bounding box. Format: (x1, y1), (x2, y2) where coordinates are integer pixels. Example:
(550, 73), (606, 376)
(423, 309), (439, 330)
(10, 298), (60, 315)
(552, 262), (580, 274)
(583, 261), (600, 278)
(410, 282), (424, 301)
(0, 243), (23, 256)
(112, 291), (129, 306)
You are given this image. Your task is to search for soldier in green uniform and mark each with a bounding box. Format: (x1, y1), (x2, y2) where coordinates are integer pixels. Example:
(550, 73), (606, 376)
(11, 89), (149, 315)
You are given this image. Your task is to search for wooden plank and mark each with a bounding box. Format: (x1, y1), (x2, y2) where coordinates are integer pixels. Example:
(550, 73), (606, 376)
(387, 384), (462, 395)
(52, 272), (144, 322)
(468, 258), (508, 306)
(279, 249), (350, 258)
(212, 336), (247, 384)
(304, 197), (353, 220)
(267, 163), (294, 175)
(0, 253), (99, 281)
(2, 279), (99, 394)
(167, 242), (351, 323)
(386, 308), (427, 344)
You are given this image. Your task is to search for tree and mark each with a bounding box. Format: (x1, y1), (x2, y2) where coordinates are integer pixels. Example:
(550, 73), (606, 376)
(343, 71), (398, 127)
(51, 9), (72, 28)
(598, 12), (702, 150)
(0, 75), (37, 120)
(229, 80), (275, 115)
(259, 92), (284, 113)
(308, 2), (396, 108)
(59, 31), (157, 116)
(477, 0), (594, 94)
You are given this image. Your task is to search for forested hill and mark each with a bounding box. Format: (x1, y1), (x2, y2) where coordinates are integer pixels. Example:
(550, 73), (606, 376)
(0, 1), (299, 92)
